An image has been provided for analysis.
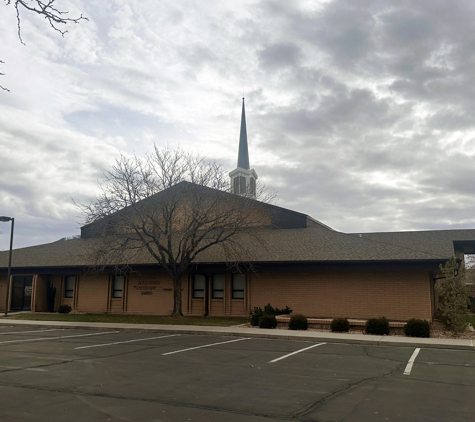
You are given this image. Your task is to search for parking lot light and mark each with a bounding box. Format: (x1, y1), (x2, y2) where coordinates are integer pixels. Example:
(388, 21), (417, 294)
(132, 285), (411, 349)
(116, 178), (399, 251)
(0, 216), (14, 317)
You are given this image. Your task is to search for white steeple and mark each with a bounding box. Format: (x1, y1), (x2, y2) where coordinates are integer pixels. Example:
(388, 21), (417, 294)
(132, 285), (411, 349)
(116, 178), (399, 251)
(229, 98), (258, 197)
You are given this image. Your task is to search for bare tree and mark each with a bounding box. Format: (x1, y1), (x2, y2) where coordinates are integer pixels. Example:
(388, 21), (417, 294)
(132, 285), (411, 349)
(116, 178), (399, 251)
(1, 0), (87, 91)
(78, 146), (273, 317)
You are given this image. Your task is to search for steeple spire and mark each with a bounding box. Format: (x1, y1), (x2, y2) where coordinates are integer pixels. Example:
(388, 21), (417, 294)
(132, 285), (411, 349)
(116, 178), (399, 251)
(237, 98), (250, 170)
(229, 97), (258, 197)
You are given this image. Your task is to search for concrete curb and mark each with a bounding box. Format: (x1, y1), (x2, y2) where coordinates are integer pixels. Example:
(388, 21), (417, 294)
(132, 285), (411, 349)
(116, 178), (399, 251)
(0, 319), (474, 351)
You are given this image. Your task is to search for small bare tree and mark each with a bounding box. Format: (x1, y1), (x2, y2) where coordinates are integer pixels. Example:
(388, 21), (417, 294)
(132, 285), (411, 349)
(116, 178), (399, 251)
(1, 0), (87, 91)
(78, 146), (273, 317)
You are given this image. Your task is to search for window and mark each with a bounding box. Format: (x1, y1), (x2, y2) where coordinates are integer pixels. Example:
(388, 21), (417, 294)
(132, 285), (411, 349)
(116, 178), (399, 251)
(193, 274), (205, 298)
(233, 177), (240, 194)
(112, 275), (124, 298)
(212, 274), (225, 299)
(232, 274), (245, 299)
(233, 176), (247, 194)
(64, 276), (75, 298)
(250, 177), (256, 195)
(239, 176), (246, 194)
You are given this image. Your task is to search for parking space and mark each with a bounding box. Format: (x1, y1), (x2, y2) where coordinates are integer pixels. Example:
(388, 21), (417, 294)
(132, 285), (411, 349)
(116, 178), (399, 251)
(0, 326), (473, 421)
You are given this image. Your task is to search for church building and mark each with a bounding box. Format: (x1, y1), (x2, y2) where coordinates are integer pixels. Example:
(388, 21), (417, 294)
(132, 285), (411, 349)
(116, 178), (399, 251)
(1, 99), (475, 322)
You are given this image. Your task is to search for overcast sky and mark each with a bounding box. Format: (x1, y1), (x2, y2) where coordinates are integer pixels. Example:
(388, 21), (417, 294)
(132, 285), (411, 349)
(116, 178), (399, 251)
(1, 0), (475, 250)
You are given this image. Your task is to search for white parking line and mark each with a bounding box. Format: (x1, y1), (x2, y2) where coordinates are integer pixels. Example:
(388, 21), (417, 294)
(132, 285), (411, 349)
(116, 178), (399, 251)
(75, 334), (180, 349)
(162, 337), (250, 355)
(0, 331), (119, 345)
(403, 348), (421, 375)
(0, 329), (63, 336)
(269, 343), (326, 363)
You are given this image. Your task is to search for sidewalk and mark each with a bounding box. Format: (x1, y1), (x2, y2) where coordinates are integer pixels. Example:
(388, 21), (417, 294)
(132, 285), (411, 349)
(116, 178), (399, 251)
(0, 318), (473, 350)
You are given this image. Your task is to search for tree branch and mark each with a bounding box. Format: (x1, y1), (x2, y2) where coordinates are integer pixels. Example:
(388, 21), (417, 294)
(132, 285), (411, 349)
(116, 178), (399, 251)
(7, 0), (88, 43)
(0, 60), (10, 91)
(76, 145), (274, 317)
(2, 0), (87, 91)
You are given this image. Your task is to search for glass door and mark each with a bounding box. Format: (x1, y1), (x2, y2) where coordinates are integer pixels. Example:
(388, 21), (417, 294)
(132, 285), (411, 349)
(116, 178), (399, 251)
(11, 276), (33, 311)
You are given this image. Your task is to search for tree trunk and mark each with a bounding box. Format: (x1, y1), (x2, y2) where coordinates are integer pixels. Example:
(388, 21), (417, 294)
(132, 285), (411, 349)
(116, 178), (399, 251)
(171, 275), (183, 317)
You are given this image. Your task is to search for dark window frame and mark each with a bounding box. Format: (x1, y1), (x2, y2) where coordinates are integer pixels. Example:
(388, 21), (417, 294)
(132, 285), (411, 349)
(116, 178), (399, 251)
(64, 276), (75, 298)
(233, 177), (240, 194)
(212, 274), (225, 299)
(112, 275), (124, 298)
(193, 274), (206, 299)
(232, 274), (245, 299)
(239, 176), (246, 194)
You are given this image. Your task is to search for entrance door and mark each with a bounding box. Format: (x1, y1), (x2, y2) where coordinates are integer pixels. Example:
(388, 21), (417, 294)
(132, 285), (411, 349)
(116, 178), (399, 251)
(11, 276), (33, 311)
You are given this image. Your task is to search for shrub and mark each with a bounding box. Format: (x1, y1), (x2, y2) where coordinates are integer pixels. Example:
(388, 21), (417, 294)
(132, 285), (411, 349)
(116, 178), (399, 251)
(435, 257), (470, 333)
(58, 305), (72, 314)
(289, 314), (308, 330)
(258, 314), (277, 329)
(365, 317), (390, 335)
(330, 318), (350, 332)
(404, 318), (430, 338)
(249, 307), (263, 326)
(250, 304), (292, 326)
(468, 297), (475, 313)
(263, 303), (292, 316)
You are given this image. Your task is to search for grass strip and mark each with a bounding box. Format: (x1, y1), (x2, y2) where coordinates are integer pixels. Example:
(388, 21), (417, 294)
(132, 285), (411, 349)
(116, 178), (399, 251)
(7, 313), (248, 327)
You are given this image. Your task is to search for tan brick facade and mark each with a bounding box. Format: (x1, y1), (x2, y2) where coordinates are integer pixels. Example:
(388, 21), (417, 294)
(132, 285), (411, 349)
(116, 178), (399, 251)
(0, 267), (435, 321)
(248, 269), (433, 321)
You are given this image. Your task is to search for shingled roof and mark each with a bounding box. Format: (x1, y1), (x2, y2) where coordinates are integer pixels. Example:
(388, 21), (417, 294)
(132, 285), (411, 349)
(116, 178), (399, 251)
(0, 225), (467, 271)
(2, 181), (475, 271)
(351, 229), (475, 258)
(80, 181), (330, 237)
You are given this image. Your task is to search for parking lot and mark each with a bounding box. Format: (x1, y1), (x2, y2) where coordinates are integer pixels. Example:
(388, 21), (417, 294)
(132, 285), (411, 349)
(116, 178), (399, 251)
(0, 326), (473, 422)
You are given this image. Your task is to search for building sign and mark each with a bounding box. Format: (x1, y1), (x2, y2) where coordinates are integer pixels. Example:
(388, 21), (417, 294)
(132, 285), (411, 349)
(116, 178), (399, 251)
(132, 279), (161, 296)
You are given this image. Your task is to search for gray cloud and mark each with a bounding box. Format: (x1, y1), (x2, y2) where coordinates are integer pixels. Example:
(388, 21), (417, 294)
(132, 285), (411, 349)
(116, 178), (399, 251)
(2, 0), (475, 249)
(259, 42), (301, 69)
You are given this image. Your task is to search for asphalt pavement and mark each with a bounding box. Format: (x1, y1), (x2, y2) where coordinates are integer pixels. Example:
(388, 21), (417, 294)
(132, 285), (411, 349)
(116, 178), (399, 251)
(0, 323), (473, 421)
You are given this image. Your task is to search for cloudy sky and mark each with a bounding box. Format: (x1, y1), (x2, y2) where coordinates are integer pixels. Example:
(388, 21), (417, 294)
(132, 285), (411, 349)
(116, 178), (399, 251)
(1, 0), (475, 250)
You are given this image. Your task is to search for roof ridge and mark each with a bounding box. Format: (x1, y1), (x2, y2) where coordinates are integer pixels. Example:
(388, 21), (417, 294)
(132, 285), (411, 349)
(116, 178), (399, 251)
(351, 228), (475, 235)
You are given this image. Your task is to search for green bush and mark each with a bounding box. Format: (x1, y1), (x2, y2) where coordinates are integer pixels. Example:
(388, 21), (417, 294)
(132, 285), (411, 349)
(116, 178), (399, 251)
(365, 317), (390, 335)
(58, 305), (72, 314)
(330, 318), (350, 332)
(250, 304), (292, 326)
(289, 314), (308, 330)
(263, 303), (292, 316)
(469, 297), (475, 313)
(404, 318), (430, 338)
(249, 307), (263, 326)
(258, 314), (277, 329)
(435, 257), (470, 333)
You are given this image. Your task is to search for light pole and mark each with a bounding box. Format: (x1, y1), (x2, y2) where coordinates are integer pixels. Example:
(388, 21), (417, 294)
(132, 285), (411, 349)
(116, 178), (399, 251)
(0, 216), (14, 317)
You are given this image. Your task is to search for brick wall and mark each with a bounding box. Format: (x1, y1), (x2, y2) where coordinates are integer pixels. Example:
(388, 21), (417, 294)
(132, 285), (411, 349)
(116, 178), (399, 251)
(126, 272), (175, 315)
(249, 269), (433, 321)
(33, 275), (47, 312)
(7, 266), (434, 321)
(75, 274), (109, 313)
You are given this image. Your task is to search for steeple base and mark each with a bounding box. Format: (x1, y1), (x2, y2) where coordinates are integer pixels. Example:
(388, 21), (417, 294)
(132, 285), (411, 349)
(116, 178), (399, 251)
(229, 167), (258, 197)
